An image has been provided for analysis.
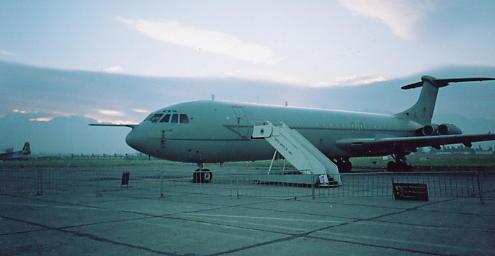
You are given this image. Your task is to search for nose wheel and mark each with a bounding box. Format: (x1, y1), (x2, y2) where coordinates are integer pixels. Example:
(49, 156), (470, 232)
(192, 169), (213, 183)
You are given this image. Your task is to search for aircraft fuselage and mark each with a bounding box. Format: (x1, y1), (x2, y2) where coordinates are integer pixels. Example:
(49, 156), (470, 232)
(125, 100), (421, 163)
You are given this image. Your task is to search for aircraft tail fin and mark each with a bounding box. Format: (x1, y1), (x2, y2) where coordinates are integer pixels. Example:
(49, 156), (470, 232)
(22, 142), (31, 155)
(395, 76), (494, 125)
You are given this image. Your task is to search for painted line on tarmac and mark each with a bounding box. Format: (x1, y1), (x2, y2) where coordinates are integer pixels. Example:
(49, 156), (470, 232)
(183, 213), (346, 224)
(208, 199), (452, 256)
(310, 231), (492, 256)
(0, 214), (180, 256)
(0, 201), (115, 211)
(369, 219), (495, 233)
(186, 216), (309, 233)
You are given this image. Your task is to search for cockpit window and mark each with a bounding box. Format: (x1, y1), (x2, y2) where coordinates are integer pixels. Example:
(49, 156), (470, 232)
(149, 114), (163, 123)
(171, 114), (179, 123)
(144, 114), (153, 121)
(179, 114), (189, 123)
(160, 114), (171, 123)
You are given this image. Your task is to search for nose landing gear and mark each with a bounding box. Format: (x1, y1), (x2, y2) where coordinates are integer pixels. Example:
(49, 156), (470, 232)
(192, 163), (213, 183)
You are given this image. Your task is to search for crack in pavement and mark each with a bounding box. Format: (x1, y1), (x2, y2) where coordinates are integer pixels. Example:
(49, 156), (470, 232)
(205, 199), (454, 256)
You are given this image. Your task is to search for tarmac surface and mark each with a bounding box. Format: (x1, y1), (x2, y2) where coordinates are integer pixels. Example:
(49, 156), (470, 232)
(1, 163), (494, 256)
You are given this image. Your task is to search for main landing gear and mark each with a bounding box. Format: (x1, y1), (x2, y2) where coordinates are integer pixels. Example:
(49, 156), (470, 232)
(335, 157), (352, 173)
(192, 163), (213, 183)
(387, 154), (412, 172)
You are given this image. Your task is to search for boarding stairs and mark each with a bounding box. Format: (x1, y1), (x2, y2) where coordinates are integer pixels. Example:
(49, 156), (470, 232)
(252, 121), (342, 186)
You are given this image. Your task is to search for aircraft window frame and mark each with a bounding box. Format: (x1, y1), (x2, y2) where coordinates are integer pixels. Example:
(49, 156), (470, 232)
(171, 114), (179, 123)
(179, 114), (189, 123)
(160, 114), (171, 123)
(144, 114), (153, 121)
(149, 113), (164, 123)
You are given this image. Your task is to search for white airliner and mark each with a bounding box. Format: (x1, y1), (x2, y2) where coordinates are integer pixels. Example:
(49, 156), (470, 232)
(91, 76), (495, 184)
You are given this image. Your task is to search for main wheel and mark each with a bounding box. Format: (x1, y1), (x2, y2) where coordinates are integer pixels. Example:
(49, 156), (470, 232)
(343, 161), (352, 173)
(387, 161), (397, 172)
(399, 163), (412, 172)
(337, 159), (352, 173)
(387, 162), (412, 172)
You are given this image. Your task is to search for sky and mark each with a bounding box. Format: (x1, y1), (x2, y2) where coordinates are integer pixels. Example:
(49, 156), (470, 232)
(0, 0), (494, 87)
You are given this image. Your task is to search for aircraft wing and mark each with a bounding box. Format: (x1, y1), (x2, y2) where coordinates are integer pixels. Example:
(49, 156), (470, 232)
(336, 133), (495, 153)
(89, 123), (137, 128)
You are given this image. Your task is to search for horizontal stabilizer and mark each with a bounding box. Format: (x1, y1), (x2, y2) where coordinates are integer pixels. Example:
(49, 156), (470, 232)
(402, 76), (495, 90)
(89, 123), (137, 128)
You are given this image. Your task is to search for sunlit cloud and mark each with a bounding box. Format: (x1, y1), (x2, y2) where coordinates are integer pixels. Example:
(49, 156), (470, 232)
(84, 112), (137, 124)
(102, 65), (124, 73)
(12, 108), (74, 117)
(97, 109), (125, 117)
(29, 117), (53, 122)
(338, 0), (434, 39)
(115, 17), (282, 65)
(112, 120), (137, 124)
(224, 69), (386, 88)
(331, 75), (387, 86)
(12, 108), (27, 114)
(132, 108), (149, 114)
(225, 69), (311, 87)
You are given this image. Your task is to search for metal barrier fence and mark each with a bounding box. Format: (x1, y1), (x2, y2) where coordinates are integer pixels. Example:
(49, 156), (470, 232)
(1, 166), (494, 202)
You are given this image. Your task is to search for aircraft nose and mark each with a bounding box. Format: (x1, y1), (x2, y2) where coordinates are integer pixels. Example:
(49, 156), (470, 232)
(125, 129), (141, 151)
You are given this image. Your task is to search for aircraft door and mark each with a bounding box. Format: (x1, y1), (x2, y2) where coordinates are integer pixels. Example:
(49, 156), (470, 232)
(231, 106), (251, 138)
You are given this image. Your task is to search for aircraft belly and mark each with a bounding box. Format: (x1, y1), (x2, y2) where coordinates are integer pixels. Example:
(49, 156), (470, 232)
(159, 139), (274, 163)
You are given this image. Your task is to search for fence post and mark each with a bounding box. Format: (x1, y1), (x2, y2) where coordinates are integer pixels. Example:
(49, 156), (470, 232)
(95, 169), (102, 198)
(476, 171), (484, 205)
(236, 175), (240, 199)
(390, 175), (395, 199)
(160, 171), (164, 198)
(36, 169), (43, 196)
(311, 175), (316, 200)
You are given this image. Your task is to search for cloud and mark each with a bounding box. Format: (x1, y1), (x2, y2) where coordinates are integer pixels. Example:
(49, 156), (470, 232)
(331, 75), (387, 86)
(97, 109), (125, 117)
(225, 69), (311, 87)
(29, 117), (53, 122)
(102, 66), (123, 73)
(338, 0), (434, 39)
(12, 109), (28, 114)
(132, 108), (149, 114)
(115, 17), (281, 65)
(225, 69), (386, 88)
(12, 108), (74, 117)
(0, 49), (14, 57)
(91, 109), (137, 124)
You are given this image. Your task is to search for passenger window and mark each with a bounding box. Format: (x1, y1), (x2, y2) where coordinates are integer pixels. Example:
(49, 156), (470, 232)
(171, 114), (178, 123)
(150, 114), (163, 123)
(180, 114), (189, 123)
(160, 114), (171, 123)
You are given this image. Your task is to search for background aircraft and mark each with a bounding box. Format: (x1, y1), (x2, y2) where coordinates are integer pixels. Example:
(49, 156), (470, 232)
(0, 142), (31, 161)
(92, 76), (495, 183)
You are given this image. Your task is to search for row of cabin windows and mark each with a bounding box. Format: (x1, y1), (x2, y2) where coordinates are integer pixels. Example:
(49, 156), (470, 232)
(147, 113), (189, 124)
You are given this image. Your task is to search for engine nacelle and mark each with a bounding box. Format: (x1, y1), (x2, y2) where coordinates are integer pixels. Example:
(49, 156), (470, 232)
(437, 123), (462, 135)
(417, 125), (435, 136)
